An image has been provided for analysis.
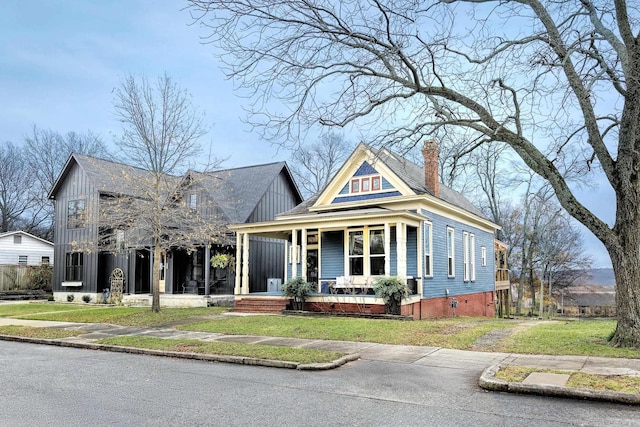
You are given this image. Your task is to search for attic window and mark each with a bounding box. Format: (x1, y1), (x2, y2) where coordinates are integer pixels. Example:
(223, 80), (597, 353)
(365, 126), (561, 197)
(350, 175), (381, 194)
(13, 235), (22, 244)
(189, 194), (197, 209)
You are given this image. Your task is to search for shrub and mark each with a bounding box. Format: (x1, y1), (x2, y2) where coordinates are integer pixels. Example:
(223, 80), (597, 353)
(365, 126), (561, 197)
(282, 276), (314, 311)
(25, 265), (53, 291)
(82, 295), (91, 303)
(372, 277), (410, 315)
(67, 294), (75, 302)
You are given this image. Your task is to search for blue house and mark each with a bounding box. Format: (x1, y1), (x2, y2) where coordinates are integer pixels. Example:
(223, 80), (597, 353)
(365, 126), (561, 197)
(231, 142), (500, 318)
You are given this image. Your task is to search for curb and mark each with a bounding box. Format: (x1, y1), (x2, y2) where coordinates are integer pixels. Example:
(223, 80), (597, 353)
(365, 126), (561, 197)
(479, 364), (640, 405)
(0, 334), (358, 370)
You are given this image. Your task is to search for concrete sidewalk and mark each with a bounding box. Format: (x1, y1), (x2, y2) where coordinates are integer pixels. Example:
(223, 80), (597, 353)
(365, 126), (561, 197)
(1, 317), (639, 404)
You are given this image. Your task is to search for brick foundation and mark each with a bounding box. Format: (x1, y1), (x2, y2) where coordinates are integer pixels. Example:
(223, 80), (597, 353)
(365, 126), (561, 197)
(417, 291), (495, 319)
(306, 301), (387, 315)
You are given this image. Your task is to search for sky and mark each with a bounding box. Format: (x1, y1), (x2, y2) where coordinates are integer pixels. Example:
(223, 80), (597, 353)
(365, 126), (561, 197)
(0, 1), (615, 268)
(0, 0), (281, 167)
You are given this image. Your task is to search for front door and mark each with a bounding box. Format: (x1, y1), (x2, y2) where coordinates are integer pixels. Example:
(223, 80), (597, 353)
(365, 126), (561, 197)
(306, 249), (318, 286)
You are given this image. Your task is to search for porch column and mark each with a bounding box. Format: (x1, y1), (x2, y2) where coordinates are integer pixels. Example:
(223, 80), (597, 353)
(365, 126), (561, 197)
(242, 233), (250, 294)
(234, 233), (242, 295)
(283, 240), (289, 283)
(291, 228), (298, 278)
(301, 228), (307, 281)
(204, 245), (211, 296)
(384, 223), (391, 276)
(397, 222), (407, 278)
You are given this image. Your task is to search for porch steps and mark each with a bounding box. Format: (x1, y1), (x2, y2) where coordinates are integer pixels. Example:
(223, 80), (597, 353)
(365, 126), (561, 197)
(234, 297), (289, 314)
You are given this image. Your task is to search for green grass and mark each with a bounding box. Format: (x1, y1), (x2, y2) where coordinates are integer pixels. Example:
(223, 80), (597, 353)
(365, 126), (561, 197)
(0, 325), (81, 339)
(0, 303), (99, 317)
(0, 304), (230, 327)
(96, 336), (345, 364)
(498, 320), (640, 358)
(495, 365), (640, 394)
(179, 315), (515, 349)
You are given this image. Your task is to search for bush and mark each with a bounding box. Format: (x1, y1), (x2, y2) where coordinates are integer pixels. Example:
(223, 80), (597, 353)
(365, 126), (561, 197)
(25, 265), (53, 291)
(82, 295), (91, 303)
(67, 294), (75, 302)
(282, 276), (314, 311)
(372, 277), (410, 315)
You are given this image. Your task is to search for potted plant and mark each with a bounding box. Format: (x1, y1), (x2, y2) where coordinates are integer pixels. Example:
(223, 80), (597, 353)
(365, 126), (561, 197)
(372, 277), (410, 315)
(282, 276), (313, 311)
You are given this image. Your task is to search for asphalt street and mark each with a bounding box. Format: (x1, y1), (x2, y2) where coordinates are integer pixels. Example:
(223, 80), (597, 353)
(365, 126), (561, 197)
(1, 340), (638, 427)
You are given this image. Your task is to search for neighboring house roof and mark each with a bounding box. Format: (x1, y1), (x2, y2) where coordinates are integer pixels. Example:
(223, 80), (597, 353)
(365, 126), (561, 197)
(0, 230), (54, 247)
(189, 162), (303, 224)
(49, 153), (302, 225)
(49, 154), (180, 200)
(564, 292), (616, 307)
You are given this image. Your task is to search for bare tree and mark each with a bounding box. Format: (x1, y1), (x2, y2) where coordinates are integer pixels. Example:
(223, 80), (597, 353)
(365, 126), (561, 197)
(188, 1), (640, 347)
(289, 132), (353, 197)
(112, 73), (220, 312)
(23, 126), (111, 240)
(0, 143), (36, 232)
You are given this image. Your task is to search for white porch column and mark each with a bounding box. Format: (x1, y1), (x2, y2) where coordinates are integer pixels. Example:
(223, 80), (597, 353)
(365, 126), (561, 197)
(301, 228), (307, 281)
(397, 222), (407, 278)
(291, 228), (298, 278)
(283, 240), (289, 283)
(242, 233), (250, 294)
(417, 223), (423, 297)
(234, 233), (242, 295)
(384, 223), (391, 276)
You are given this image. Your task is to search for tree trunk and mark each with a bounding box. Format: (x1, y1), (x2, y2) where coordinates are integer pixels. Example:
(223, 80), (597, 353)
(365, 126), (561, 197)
(609, 245), (640, 347)
(152, 244), (161, 313)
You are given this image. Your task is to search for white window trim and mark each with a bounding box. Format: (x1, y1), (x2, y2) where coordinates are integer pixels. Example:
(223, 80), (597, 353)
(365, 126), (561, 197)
(463, 231), (469, 282)
(470, 234), (476, 281)
(349, 174), (383, 195)
(447, 227), (455, 278)
(481, 246), (487, 266)
(345, 226), (386, 277)
(423, 221), (432, 277)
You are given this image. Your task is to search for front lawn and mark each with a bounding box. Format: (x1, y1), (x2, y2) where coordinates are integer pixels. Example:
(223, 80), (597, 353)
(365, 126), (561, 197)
(179, 315), (515, 349)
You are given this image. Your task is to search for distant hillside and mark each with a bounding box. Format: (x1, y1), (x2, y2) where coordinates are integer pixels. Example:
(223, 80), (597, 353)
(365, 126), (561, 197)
(575, 268), (615, 287)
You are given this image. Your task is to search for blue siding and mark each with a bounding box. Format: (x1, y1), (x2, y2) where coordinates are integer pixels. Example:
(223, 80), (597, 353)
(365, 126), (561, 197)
(320, 231), (344, 278)
(381, 177), (394, 190)
(353, 161), (378, 176)
(339, 183), (349, 195)
(332, 191), (402, 204)
(420, 209), (495, 299)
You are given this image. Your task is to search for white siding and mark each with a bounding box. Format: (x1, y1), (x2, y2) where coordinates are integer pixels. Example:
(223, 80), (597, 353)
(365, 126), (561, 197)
(0, 232), (54, 266)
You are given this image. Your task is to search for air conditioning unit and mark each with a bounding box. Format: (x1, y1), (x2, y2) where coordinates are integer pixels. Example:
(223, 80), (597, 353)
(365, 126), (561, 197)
(267, 278), (282, 292)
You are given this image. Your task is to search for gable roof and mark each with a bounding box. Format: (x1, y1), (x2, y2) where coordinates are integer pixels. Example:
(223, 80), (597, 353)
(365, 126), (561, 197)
(48, 154), (178, 200)
(371, 146), (486, 218)
(282, 143), (487, 221)
(49, 153), (303, 225)
(189, 162), (303, 223)
(0, 230), (53, 247)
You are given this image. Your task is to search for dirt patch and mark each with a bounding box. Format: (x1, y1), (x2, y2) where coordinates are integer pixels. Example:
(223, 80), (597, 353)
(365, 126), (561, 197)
(471, 321), (556, 351)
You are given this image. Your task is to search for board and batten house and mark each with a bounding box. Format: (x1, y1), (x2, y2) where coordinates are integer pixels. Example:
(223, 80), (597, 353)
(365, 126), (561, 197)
(48, 154), (302, 306)
(0, 231), (54, 266)
(231, 142), (501, 318)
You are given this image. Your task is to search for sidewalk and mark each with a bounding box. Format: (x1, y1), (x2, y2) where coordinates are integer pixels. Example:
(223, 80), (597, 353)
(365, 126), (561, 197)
(1, 317), (639, 404)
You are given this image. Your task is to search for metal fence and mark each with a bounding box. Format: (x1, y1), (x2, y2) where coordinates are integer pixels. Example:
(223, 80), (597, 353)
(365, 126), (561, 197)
(0, 265), (53, 291)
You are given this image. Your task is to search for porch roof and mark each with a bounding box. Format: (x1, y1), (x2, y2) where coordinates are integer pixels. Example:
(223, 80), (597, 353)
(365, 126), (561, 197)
(229, 207), (428, 238)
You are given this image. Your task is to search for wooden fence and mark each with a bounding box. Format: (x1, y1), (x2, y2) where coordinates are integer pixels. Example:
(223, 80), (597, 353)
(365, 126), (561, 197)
(0, 265), (52, 291)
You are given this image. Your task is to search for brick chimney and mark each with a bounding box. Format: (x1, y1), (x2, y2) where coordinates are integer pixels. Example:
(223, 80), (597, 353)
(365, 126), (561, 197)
(422, 140), (439, 197)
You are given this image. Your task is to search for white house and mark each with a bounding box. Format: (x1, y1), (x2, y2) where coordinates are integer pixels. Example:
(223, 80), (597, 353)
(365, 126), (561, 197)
(0, 231), (54, 266)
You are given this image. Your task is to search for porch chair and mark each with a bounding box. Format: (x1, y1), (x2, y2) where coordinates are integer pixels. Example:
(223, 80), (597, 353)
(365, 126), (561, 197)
(182, 280), (198, 294)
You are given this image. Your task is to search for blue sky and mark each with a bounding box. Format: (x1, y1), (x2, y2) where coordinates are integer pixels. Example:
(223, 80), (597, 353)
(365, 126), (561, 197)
(0, 1), (614, 267)
(0, 0), (279, 166)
